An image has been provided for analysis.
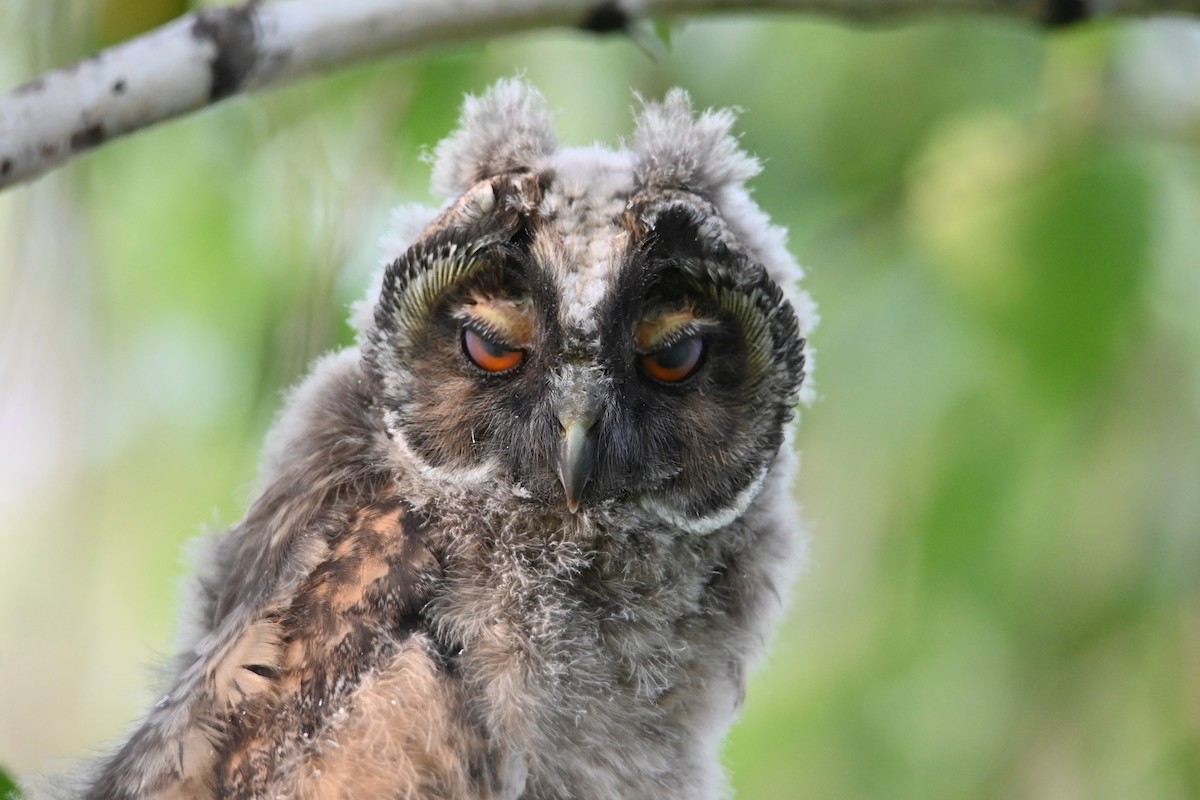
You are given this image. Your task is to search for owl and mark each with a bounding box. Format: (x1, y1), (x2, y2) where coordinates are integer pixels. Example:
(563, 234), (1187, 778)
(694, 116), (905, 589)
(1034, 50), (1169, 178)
(36, 79), (815, 800)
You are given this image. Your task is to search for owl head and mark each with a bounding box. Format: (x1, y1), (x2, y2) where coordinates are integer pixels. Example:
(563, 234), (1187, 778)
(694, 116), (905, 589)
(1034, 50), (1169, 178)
(361, 80), (814, 532)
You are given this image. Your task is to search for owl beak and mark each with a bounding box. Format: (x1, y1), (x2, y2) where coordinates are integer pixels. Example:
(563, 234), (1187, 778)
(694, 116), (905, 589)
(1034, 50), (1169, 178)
(556, 413), (597, 514)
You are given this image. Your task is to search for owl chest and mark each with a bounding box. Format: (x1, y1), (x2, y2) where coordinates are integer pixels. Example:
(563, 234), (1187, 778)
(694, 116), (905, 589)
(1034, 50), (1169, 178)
(427, 522), (736, 797)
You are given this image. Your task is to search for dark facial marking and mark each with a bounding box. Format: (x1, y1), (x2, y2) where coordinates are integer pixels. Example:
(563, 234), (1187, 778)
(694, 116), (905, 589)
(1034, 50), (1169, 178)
(587, 200), (806, 518)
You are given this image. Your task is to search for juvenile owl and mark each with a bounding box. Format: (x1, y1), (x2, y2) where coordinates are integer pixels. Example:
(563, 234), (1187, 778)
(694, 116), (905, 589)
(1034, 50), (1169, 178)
(40, 79), (816, 799)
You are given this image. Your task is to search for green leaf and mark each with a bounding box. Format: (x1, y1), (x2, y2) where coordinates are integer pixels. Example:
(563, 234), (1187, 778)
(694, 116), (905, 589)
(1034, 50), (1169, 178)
(95, 0), (188, 46)
(652, 18), (675, 50)
(0, 764), (20, 798)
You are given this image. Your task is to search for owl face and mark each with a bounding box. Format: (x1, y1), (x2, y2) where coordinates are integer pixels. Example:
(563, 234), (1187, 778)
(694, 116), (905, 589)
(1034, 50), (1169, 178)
(363, 84), (807, 531)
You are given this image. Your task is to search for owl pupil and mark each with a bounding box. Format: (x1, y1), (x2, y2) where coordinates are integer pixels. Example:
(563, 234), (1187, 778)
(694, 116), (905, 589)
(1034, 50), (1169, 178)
(658, 339), (695, 370)
(479, 336), (506, 358)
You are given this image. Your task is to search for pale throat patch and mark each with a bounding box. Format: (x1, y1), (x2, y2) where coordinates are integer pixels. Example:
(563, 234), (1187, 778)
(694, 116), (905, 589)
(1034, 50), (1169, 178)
(638, 465), (770, 536)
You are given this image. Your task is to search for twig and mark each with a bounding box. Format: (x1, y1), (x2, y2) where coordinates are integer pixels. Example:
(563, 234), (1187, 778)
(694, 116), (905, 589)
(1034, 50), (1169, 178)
(1, 0), (1196, 190)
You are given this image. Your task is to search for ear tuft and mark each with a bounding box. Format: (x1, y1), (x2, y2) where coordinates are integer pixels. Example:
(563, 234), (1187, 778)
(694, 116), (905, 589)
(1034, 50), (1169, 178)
(429, 78), (558, 198)
(633, 89), (817, 405)
(633, 89), (760, 197)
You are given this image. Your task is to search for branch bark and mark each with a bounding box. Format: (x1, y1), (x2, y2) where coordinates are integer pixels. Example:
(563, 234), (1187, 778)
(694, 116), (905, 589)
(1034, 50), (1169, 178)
(1, 0), (1196, 190)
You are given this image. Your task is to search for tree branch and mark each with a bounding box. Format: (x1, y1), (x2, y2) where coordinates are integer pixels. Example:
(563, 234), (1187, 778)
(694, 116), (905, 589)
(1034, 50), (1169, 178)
(1, 0), (1196, 190)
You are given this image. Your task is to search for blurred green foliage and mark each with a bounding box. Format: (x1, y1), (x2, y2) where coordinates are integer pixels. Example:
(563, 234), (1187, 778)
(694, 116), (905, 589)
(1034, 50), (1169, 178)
(0, 765), (17, 799)
(2, 2), (1198, 799)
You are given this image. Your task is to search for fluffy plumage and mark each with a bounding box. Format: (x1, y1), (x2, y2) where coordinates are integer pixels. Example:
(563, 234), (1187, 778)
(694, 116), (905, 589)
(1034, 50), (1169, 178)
(35, 79), (816, 800)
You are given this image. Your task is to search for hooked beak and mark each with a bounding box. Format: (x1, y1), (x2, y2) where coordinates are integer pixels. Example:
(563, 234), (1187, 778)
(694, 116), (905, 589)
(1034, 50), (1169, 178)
(555, 407), (599, 514)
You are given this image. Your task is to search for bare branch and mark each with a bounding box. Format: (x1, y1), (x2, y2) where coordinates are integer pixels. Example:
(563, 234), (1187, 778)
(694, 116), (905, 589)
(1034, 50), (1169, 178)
(1, 0), (1196, 190)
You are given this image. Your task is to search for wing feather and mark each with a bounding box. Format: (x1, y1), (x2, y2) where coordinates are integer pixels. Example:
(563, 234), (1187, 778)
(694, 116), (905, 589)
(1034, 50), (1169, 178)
(81, 356), (495, 799)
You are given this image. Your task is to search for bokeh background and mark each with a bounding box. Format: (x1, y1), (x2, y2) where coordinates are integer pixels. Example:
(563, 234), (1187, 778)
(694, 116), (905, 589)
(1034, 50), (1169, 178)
(2, 1), (1199, 797)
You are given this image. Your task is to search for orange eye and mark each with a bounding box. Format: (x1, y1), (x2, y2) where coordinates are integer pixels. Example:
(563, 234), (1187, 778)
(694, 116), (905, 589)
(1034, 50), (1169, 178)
(463, 328), (524, 373)
(640, 336), (705, 383)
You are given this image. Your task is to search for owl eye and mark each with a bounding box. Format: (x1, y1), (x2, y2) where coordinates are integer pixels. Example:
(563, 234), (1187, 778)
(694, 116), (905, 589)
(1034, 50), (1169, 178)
(463, 327), (524, 373)
(640, 336), (705, 383)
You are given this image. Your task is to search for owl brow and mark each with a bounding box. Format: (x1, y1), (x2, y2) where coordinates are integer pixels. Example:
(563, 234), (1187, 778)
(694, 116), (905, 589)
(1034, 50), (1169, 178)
(388, 227), (532, 324)
(381, 237), (498, 336)
(634, 309), (720, 353)
(453, 294), (535, 348)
